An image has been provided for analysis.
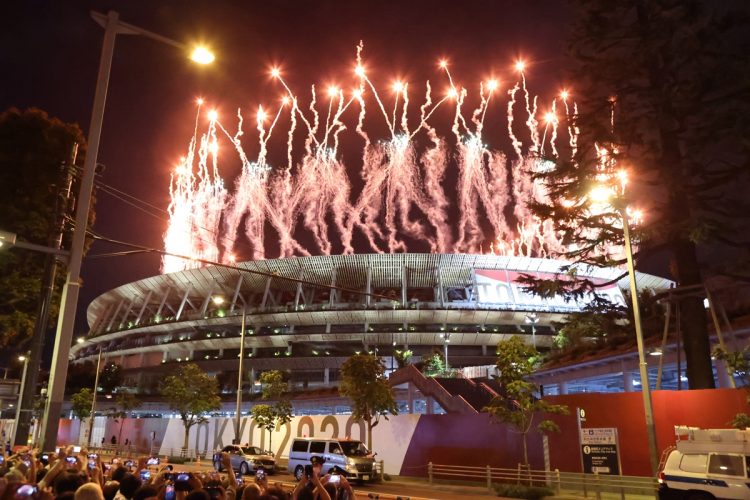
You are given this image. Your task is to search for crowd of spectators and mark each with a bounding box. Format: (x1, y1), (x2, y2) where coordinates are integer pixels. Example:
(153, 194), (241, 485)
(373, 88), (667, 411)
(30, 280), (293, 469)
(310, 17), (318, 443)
(0, 448), (355, 500)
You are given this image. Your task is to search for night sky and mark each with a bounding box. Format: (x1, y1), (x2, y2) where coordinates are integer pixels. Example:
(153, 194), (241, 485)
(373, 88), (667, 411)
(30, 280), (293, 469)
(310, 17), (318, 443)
(2, 0), (573, 338)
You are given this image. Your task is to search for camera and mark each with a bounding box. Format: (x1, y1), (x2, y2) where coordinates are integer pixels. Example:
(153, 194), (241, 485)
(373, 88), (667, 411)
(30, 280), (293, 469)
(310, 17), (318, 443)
(175, 473), (191, 491)
(15, 484), (38, 498)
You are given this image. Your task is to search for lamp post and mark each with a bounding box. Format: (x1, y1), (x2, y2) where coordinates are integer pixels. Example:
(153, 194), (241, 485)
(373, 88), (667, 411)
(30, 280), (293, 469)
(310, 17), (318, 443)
(40, 10), (214, 451)
(235, 305), (247, 445)
(524, 313), (540, 348)
(590, 186), (659, 474)
(12, 355), (30, 445)
(87, 344), (104, 447)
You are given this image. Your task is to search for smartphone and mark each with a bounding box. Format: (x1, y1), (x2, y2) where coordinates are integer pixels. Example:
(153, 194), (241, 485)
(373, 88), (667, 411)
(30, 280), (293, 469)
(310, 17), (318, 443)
(0, 456), (4, 465)
(304, 464), (313, 479)
(165, 465), (173, 471)
(165, 485), (175, 500)
(140, 470), (151, 481)
(55, 447), (61, 453)
(73, 446), (81, 453)
(255, 469), (266, 481)
(88, 453), (98, 460)
(235, 476), (243, 486)
(88, 459), (98, 470)
(328, 474), (340, 485)
(104, 464), (112, 472)
(146, 457), (160, 466)
(66, 456), (78, 466)
(124, 460), (134, 468)
(15, 484), (38, 498)
(175, 473), (191, 491)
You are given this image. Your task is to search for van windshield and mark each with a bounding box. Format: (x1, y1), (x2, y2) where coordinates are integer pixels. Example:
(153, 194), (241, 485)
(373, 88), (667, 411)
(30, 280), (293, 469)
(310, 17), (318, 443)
(339, 441), (369, 457)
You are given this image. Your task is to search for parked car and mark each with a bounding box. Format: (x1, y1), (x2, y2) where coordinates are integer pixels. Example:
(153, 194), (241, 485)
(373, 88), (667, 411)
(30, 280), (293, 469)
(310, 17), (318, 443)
(213, 445), (276, 475)
(658, 426), (750, 500)
(287, 438), (376, 482)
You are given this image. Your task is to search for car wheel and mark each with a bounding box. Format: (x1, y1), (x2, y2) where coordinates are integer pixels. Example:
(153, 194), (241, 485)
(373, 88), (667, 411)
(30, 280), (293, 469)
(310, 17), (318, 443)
(294, 466), (304, 481)
(240, 462), (250, 476)
(213, 461), (221, 472)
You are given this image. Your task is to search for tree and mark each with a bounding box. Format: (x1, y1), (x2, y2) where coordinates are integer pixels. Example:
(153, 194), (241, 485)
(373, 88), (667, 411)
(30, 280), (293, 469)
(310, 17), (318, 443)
(713, 346), (750, 429)
(522, 1), (750, 389)
(420, 350), (456, 377)
(160, 363), (221, 450)
(255, 370), (293, 453)
(339, 354), (398, 450)
(65, 361), (96, 395)
(394, 349), (413, 369)
(485, 336), (569, 467)
(0, 108), (88, 347)
(107, 392), (142, 447)
(70, 388), (93, 420)
(251, 404), (276, 450)
(98, 363), (124, 395)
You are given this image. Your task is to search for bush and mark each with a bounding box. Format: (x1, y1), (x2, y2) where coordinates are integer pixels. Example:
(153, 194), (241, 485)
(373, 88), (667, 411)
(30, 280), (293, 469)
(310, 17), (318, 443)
(494, 483), (553, 500)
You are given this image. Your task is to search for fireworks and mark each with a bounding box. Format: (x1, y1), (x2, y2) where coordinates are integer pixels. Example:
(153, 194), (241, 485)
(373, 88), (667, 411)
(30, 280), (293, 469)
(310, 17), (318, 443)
(162, 46), (586, 273)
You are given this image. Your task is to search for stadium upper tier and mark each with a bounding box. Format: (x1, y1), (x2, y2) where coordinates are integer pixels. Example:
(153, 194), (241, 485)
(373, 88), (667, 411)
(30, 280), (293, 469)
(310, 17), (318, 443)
(71, 254), (671, 374)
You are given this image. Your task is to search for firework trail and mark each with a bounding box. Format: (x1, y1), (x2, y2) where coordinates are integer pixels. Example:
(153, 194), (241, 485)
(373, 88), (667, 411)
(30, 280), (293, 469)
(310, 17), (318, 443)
(162, 46), (593, 272)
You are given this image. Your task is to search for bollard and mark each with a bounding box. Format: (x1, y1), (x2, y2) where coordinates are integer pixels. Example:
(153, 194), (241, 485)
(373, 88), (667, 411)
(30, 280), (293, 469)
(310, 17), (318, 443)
(555, 469), (561, 496)
(428, 462), (433, 485)
(486, 465), (492, 492)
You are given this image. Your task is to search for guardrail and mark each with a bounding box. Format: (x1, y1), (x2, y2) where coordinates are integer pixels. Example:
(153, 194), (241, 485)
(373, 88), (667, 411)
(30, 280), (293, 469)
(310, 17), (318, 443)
(427, 462), (658, 499)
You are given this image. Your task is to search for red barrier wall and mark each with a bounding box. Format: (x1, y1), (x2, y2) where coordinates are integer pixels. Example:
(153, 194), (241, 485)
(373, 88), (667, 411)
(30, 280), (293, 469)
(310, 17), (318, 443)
(545, 388), (748, 476)
(399, 413), (544, 476)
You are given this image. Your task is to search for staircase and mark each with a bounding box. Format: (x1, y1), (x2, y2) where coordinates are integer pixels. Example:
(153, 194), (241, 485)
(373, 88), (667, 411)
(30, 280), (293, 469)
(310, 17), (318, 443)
(389, 365), (500, 414)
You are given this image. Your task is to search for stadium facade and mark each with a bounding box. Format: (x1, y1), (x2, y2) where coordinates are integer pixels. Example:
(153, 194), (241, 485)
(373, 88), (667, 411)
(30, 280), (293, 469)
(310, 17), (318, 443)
(71, 253), (671, 398)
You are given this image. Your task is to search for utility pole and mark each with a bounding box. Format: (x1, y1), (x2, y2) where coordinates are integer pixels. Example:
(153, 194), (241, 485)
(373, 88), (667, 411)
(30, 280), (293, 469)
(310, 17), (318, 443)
(235, 306), (246, 444)
(87, 346), (103, 447)
(14, 144), (77, 447)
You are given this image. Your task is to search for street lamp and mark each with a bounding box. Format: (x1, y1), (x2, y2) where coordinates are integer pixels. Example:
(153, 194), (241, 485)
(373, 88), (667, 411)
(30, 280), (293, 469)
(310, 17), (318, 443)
(87, 345), (104, 448)
(12, 354), (30, 445)
(524, 313), (540, 348)
(40, 10), (215, 451)
(235, 306), (247, 444)
(589, 185), (659, 474)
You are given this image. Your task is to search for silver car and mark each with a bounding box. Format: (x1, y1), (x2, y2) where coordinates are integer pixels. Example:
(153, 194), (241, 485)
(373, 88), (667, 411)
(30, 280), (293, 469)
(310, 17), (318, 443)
(213, 445), (276, 475)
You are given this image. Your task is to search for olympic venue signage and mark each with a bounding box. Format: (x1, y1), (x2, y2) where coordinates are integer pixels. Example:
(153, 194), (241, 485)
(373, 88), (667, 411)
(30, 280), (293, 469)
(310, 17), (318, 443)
(474, 269), (625, 311)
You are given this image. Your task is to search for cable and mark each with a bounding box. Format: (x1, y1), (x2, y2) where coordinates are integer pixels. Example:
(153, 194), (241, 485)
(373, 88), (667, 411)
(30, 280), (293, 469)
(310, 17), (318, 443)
(86, 229), (393, 301)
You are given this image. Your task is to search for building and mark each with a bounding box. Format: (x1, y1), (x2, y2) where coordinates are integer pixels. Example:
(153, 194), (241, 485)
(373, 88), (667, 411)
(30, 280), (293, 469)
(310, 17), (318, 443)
(70, 253), (671, 413)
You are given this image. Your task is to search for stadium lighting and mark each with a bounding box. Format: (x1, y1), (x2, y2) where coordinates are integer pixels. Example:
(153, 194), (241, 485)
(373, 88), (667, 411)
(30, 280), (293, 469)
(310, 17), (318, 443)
(40, 10), (215, 451)
(524, 313), (540, 347)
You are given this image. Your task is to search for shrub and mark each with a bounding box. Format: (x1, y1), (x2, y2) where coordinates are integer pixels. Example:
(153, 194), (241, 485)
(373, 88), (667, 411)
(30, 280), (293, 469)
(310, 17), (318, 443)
(494, 483), (553, 500)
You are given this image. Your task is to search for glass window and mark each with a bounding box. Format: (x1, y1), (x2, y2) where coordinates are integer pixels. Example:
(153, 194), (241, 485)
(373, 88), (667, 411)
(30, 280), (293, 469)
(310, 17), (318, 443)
(309, 441), (326, 454)
(328, 443), (343, 455)
(291, 440), (309, 453)
(708, 454), (744, 476)
(679, 454), (707, 473)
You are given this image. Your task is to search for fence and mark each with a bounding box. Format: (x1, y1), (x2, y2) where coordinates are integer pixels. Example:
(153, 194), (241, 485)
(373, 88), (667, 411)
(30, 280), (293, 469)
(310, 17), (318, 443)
(427, 462), (658, 499)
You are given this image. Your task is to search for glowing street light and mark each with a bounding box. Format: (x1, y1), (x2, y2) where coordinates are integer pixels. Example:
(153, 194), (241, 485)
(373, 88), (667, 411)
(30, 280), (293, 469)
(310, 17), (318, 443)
(212, 296), (225, 306)
(190, 46), (215, 65)
(40, 10), (216, 451)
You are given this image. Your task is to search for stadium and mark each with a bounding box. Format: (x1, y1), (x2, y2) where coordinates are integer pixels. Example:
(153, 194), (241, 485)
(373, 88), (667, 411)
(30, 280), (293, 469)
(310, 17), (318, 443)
(70, 253), (673, 413)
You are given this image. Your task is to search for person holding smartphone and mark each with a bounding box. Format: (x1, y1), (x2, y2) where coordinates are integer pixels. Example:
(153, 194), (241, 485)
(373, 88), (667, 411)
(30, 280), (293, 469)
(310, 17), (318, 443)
(292, 457), (330, 500)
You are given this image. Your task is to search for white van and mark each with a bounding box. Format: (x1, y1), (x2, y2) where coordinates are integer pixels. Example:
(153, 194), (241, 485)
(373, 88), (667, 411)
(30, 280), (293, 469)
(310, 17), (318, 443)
(287, 438), (376, 482)
(658, 427), (750, 500)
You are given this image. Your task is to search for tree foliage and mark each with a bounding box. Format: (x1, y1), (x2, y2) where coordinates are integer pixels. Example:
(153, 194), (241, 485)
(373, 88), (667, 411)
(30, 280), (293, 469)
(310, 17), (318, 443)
(0, 108), (88, 348)
(523, 0), (750, 389)
(485, 336), (569, 466)
(420, 350), (457, 378)
(394, 349), (413, 369)
(339, 354), (398, 450)
(713, 346), (750, 429)
(160, 363), (221, 449)
(254, 370), (293, 452)
(70, 388), (93, 420)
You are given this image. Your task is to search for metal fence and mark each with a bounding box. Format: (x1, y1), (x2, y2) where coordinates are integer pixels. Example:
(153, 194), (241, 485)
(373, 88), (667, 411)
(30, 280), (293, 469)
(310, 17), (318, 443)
(427, 462), (658, 499)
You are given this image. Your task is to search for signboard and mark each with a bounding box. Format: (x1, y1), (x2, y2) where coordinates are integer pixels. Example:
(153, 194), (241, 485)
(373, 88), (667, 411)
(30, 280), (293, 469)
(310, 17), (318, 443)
(580, 428), (621, 475)
(474, 269), (625, 311)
